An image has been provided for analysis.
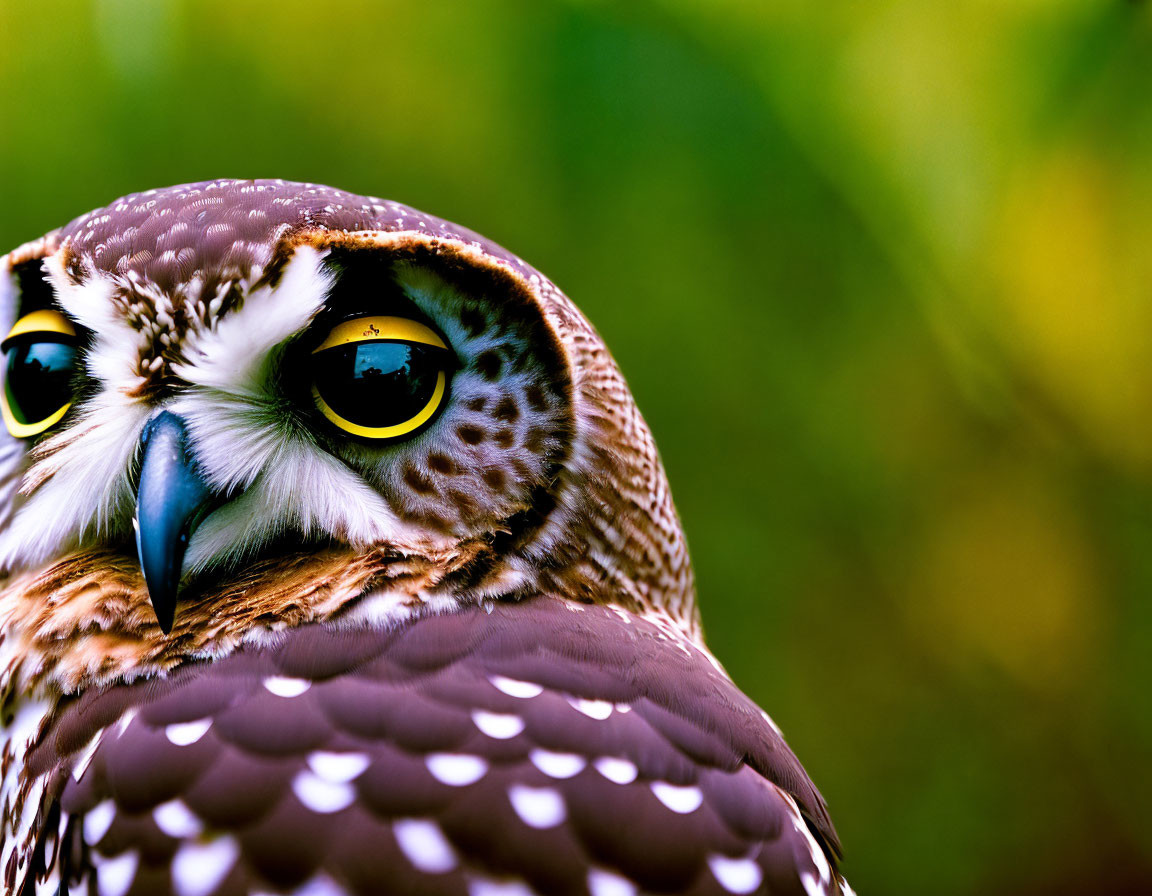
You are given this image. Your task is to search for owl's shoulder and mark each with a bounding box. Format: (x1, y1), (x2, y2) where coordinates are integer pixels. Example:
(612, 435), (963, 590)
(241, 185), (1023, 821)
(13, 597), (844, 896)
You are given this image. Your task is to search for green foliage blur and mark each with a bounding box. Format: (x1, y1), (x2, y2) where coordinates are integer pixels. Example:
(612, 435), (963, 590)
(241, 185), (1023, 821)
(3, 1), (1152, 892)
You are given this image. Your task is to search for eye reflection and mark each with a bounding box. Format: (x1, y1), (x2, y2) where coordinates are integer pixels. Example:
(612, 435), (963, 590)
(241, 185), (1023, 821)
(312, 341), (449, 438)
(5, 342), (78, 425)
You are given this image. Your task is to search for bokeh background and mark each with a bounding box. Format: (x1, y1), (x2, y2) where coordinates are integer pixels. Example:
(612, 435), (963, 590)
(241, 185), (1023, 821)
(3, 1), (1152, 893)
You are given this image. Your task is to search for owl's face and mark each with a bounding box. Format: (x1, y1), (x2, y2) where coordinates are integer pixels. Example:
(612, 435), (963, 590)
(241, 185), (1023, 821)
(0, 181), (693, 672)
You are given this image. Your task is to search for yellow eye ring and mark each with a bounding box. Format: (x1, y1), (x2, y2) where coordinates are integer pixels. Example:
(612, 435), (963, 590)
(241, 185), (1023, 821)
(311, 316), (447, 354)
(2, 310), (78, 439)
(1, 308), (76, 347)
(0, 396), (71, 439)
(310, 316), (453, 442)
(312, 369), (447, 439)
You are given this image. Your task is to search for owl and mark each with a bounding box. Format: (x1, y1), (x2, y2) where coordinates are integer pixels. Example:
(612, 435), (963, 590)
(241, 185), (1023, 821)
(0, 180), (852, 896)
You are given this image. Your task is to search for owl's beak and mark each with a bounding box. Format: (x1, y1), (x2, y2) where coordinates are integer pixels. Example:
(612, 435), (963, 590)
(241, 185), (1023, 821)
(134, 411), (217, 634)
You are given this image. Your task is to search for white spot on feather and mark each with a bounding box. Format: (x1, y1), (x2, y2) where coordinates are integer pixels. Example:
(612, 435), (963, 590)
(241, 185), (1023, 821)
(264, 676), (311, 698)
(508, 785), (566, 829)
(650, 781), (704, 814)
(172, 836), (239, 896)
(593, 756), (638, 785)
(468, 878), (537, 896)
(800, 872), (826, 896)
(94, 850), (138, 896)
(115, 708), (138, 737)
(83, 801), (116, 845)
(788, 807), (831, 884)
(489, 675), (543, 699)
(285, 873), (348, 896)
(393, 818), (457, 873)
(166, 719), (211, 746)
(567, 697), (613, 720)
(707, 854), (763, 895)
(292, 769), (356, 814)
(471, 710), (525, 740)
(72, 732), (104, 781)
(529, 749), (586, 779)
(307, 751), (371, 784)
(153, 800), (204, 838)
(426, 753), (488, 786)
(588, 869), (638, 896)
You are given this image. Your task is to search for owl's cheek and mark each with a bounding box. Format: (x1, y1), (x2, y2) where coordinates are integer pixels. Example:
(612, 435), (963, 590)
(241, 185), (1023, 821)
(0, 439), (32, 536)
(179, 461), (457, 583)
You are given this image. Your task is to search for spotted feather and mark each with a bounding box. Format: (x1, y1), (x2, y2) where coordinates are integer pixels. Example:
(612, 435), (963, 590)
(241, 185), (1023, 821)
(16, 598), (845, 896)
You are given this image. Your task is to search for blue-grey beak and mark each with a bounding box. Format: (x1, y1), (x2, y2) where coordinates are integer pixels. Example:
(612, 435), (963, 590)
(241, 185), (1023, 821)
(134, 411), (217, 634)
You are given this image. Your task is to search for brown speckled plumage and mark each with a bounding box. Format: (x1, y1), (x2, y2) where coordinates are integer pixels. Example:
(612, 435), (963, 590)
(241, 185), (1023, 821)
(0, 180), (848, 896)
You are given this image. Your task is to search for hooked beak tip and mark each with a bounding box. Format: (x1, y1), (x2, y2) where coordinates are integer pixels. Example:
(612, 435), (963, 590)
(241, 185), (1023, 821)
(150, 583), (178, 634)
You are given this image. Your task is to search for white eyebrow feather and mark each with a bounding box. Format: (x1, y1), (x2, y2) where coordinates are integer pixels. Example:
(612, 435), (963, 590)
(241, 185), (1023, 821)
(172, 245), (332, 397)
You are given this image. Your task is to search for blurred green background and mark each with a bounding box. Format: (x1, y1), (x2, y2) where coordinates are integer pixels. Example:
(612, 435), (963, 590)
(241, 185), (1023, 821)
(3, 1), (1152, 892)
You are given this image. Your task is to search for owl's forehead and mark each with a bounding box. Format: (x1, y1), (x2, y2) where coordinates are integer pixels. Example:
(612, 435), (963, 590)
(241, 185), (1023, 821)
(55, 179), (519, 296)
(2, 179), (579, 401)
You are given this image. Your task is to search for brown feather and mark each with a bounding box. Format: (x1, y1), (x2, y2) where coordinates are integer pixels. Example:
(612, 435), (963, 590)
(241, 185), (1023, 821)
(1, 539), (488, 693)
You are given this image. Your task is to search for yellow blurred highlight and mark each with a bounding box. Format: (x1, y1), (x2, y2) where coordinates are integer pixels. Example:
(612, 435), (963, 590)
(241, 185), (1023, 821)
(841, 4), (991, 231)
(994, 149), (1152, 472)
(905, 469), (1102, 693)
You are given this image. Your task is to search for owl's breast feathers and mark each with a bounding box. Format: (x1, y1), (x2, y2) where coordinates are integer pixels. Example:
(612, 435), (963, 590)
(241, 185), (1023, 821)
(4, 597), (846, 896)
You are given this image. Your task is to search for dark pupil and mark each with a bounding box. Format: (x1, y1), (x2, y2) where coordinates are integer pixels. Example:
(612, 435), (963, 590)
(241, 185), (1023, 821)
(314, 341), (441, 427)
(5, 341), (77, 425)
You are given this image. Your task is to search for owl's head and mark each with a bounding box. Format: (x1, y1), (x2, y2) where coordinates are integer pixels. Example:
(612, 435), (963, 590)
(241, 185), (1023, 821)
(0, 181), (694, 684)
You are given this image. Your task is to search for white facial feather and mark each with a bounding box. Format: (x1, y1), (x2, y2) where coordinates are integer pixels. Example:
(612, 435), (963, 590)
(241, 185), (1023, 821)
(45, 255), (145, 393)
(0, 393), (150, 570)
(172, 245), (331, 397)
(180, 437), (413, 574)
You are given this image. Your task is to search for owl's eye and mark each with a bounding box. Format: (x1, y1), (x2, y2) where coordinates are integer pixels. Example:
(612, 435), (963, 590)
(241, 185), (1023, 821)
(310, 316), (454, 440)
(1, 309), (79, 439)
